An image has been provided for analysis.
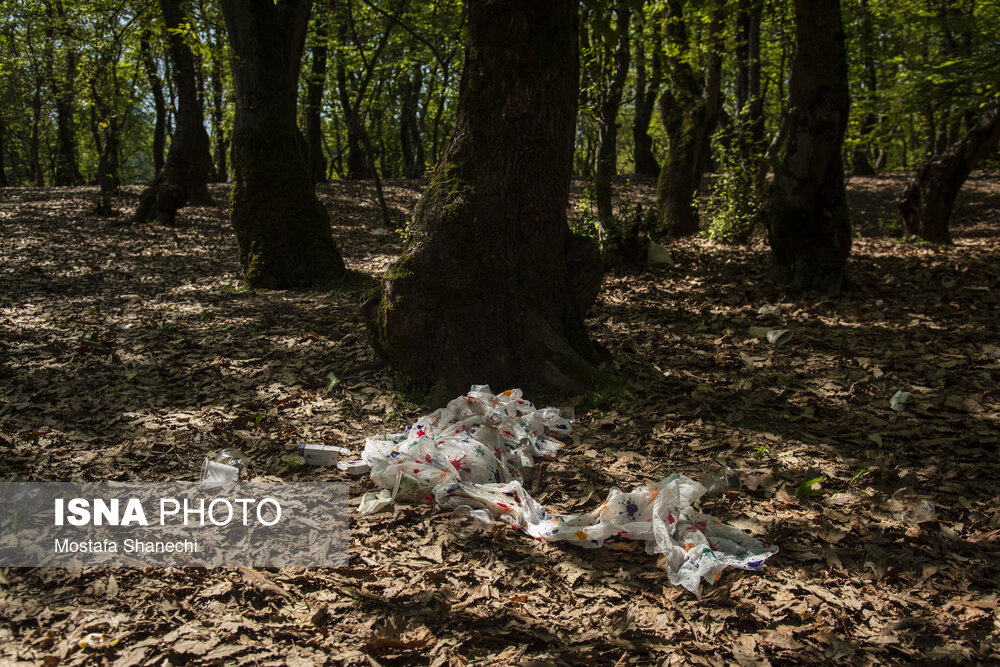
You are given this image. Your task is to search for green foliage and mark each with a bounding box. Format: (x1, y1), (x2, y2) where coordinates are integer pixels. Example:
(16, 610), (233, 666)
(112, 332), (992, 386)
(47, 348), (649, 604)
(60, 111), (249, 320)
(702, 127), (766, 244)
(1, 0), (997, 191)
(877, 215), (904, 237)
(571, 180), (655, 267)
(581, 377), (635, 413)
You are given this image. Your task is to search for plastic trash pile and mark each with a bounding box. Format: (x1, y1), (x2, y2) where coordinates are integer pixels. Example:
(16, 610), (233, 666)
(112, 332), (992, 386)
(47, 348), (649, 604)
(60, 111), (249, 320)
(354, 385), (778, 595)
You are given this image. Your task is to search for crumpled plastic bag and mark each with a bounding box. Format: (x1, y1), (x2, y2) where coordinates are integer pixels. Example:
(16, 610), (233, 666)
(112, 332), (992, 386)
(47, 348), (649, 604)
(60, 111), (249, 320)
(354, 385), (777, 595)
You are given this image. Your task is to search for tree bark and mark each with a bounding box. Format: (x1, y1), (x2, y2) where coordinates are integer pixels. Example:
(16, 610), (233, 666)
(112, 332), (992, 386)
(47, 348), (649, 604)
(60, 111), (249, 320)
(765, 0), (851, 293)
(30, 84), (44, 186)
(849, 0), (877, 176)
(305, 11), (328, 183)
(399, 65), (425, 178)
(632, 10), (661, 178)
(335, 56), (368, 179)
(593, 1), (631, 230)
(219, 0), (346, 289)
(0, 112), (7, 187)
(140, 29), (167, 178)
(363, 0), (608, 399)
(898, 95), (1000, 244)
(209, 20), (228, 182)
(735, 0), (764, 151)
(93, 117), (121, 216)
(134, 0), (214, 225)
(655, 0), (722, 238)
(46, 0), (84, 186)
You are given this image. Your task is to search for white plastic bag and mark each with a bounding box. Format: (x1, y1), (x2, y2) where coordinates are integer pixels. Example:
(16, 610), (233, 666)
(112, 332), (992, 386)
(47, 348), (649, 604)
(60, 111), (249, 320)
(351, 386), (777, 595)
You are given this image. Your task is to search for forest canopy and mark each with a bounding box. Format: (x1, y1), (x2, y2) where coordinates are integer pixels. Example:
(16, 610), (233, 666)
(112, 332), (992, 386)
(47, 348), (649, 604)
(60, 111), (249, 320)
(1, 0), (996, 190)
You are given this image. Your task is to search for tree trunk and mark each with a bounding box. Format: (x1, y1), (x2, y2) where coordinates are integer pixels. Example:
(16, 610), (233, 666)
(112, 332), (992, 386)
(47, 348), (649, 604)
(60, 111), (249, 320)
(430, 66), (452, 164)
(140, 29), (167, 178)
(898, 95), (1000, 245)
(219, 0), (346, 289)
(593, 1), (631, 230)
(335, 58), (368, 179)
(735, 0), (764, 151)
(134, 0), (214, 225)
(95, 120), (121, 216)
(851, 113), (877, 176)
(632, 10), (661, 178)
(400, 65), (425, 178)
(305, 12), (328, 183)
(209, 24), (228, 182)
(655, 0), (722, 238)
(363, 0), (608, 399)
(850, 0), (877, 176)
(30, 84), (44, 186)
(46, 0), (84, 186)
(765, 0), (851, 294)
(0, 113), (7, 187)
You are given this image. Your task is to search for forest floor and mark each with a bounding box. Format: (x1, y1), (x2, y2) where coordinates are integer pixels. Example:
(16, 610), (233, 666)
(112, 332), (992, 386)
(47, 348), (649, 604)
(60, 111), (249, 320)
(1, 172), (999, 666)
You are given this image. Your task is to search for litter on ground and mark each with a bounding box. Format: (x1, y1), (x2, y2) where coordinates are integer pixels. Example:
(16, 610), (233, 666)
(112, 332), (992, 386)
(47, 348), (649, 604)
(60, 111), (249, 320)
(353, 385), (778, 595)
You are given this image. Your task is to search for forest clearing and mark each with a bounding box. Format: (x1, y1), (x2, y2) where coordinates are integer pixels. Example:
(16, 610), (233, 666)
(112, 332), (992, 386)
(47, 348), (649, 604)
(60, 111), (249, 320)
(1, 174), (998, 665)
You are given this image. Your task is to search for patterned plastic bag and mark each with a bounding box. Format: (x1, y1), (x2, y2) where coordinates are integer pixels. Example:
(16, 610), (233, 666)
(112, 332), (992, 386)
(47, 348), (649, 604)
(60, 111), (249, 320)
(354, 385), (777, 595)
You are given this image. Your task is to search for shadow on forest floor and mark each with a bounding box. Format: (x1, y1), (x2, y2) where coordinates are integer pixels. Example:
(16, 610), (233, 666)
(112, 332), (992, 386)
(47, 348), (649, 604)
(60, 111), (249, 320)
(0, 174), (998, 665)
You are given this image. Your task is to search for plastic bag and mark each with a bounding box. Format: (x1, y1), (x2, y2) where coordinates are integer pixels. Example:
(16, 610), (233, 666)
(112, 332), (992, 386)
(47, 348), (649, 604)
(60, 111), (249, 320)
(352, 385), (777, 595)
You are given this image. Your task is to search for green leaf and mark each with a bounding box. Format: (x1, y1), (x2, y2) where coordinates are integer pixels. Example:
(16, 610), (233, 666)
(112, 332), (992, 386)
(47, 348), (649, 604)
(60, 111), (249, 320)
(795, 476), (826, 498)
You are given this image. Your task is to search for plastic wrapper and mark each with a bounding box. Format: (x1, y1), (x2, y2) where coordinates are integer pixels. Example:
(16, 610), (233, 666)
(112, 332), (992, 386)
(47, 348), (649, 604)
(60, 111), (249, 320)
(353, 385), (777, 595)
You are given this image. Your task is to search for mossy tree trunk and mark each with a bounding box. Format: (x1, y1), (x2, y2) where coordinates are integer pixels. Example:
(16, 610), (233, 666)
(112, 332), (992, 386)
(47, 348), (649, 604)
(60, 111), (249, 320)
(219, 0), (346, 289)
(363, 0), (608, 400)
(898, 95), (1000, 245)
(655, 0), (722, 239)
(135, 0), (214, 225)
(765, 0), (851, 294)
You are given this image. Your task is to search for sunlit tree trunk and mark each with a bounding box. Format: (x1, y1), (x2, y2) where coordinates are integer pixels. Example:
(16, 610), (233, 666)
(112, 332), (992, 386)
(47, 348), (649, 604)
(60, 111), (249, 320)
(134, 0), (214, 225)
(765, 0), (851, 293)
(364, 0), (607, 398)
(593, 1), (631, 231)
(219, 0), (346, 288)
(655, 0), (722, 238)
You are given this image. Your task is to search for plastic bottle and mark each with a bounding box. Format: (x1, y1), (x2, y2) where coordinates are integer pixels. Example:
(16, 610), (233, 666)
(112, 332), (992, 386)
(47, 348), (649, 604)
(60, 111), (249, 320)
(297, 444), (349, 466)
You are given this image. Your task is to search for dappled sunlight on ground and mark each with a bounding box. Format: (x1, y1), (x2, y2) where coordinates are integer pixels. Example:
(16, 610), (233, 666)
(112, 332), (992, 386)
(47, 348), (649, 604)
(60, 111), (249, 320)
(0, 176), (997, 664)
